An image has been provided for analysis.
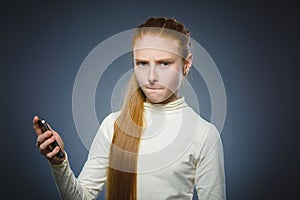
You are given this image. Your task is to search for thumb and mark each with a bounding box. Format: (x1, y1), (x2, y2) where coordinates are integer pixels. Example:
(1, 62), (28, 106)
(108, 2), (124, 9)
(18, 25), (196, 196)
(33, 115), (43, 136)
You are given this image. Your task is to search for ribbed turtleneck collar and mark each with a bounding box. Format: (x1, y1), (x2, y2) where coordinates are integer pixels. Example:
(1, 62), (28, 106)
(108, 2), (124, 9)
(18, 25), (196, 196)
(144, 97), (187, 113)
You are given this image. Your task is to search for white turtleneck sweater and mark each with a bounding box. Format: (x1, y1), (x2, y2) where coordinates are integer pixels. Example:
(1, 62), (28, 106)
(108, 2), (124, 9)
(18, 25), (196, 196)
(50, 97), (226, 200)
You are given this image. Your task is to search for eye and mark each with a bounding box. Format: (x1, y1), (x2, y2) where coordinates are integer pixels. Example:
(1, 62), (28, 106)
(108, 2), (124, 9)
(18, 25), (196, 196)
(160, 61), (171, 67)
(136, 61), (148, 67)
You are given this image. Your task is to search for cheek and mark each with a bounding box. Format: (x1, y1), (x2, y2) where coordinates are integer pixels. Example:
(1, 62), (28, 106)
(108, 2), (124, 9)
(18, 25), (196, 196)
(159, 69), (183, 90)
(134, 69), (148, 86)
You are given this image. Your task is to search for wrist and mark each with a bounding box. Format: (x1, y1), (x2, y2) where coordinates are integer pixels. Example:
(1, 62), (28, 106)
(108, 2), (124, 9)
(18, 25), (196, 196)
(49, 151), (68, 166)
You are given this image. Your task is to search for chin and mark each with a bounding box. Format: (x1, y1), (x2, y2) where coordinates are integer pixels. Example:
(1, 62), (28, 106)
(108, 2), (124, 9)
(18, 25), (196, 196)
(146, 98), (163, 104)
(146, 95), (175, 104)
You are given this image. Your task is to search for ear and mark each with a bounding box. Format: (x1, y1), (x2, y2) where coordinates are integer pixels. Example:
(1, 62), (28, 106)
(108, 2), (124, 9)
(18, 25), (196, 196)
(183, 53), (193, 76)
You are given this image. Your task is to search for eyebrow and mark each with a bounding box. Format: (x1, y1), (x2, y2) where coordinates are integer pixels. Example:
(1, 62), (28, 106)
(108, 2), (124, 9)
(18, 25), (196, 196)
(134, 58), (175, 62)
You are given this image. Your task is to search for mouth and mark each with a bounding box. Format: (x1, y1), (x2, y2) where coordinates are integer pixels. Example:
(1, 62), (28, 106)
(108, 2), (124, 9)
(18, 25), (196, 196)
(146, 86), (163, 90)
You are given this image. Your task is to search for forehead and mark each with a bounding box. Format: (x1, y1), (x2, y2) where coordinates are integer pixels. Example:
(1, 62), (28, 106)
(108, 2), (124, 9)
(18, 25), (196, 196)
(133, 49), (181, 60)
(133, 35), (181, 57)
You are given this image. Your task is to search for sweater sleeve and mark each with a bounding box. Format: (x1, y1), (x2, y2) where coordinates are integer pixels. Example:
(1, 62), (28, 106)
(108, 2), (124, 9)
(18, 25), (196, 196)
(49, 113), (115, 200)
(195, 124), (227, 200)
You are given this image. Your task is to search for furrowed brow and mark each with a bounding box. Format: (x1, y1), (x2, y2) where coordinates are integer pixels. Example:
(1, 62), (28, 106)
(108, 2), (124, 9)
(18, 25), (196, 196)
(134, 58), (149, 62)
(155, 58), (175, 62)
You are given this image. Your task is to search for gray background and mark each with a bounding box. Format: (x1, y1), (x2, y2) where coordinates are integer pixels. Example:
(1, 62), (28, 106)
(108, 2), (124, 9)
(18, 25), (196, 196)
(1, 0), (298, 199)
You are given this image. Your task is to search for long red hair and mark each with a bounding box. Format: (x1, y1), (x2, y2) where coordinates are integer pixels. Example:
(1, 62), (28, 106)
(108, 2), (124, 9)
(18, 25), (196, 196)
(106, 17), (190, 200)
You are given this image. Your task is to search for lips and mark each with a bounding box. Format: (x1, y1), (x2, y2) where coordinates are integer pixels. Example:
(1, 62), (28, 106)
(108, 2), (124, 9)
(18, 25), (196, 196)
(146, 86), (163, 90)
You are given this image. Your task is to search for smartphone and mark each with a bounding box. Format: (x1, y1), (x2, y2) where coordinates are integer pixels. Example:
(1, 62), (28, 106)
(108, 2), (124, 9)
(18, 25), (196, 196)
(37, 118), (65, 159)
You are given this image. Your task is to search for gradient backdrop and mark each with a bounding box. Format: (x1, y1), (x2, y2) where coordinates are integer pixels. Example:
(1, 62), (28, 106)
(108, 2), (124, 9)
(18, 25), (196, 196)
(1, 1), (298, 200)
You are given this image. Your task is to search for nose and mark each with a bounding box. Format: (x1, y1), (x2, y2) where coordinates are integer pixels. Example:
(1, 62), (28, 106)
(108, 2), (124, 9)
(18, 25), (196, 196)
(148, 65), (158, 84)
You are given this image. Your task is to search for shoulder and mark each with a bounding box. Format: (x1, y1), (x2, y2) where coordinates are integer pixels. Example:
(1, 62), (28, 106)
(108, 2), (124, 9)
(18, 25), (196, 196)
(95, 111), (121, 140)
(101, 111), (121, 126)
(184, 107), (215, 131)
(184, 107), (221, 144)
(99, 110), (122, 128)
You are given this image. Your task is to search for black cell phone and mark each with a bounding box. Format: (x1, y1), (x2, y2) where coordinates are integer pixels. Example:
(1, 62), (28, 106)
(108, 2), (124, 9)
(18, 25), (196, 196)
(37, 118), (65, 159)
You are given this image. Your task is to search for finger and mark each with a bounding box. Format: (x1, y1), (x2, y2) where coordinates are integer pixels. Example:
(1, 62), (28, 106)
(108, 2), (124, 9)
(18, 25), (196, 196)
(46, 123), (57, 137)
(36, 131), (53, 147)
(33, 115), (39, 123)
(47, 122), (53, 131)
(33, 116), (39, 129)
(33, 116), (43, 136)
(39, 135), (56, 151)
(51, 129), (60, 138)
(36, 130), (52, 144)
(46, 146), (61, 159)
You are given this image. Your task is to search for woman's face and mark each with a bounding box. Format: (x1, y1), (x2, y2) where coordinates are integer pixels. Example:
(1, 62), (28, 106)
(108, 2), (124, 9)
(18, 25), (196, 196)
(133, 35), (185, 104)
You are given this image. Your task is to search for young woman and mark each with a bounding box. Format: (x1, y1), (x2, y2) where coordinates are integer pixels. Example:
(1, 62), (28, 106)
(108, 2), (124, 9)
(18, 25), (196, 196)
(33, 17), (226, 200)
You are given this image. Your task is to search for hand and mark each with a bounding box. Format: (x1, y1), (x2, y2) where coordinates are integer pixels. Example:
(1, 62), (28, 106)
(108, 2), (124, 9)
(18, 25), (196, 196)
(33, 116), (66, 165)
